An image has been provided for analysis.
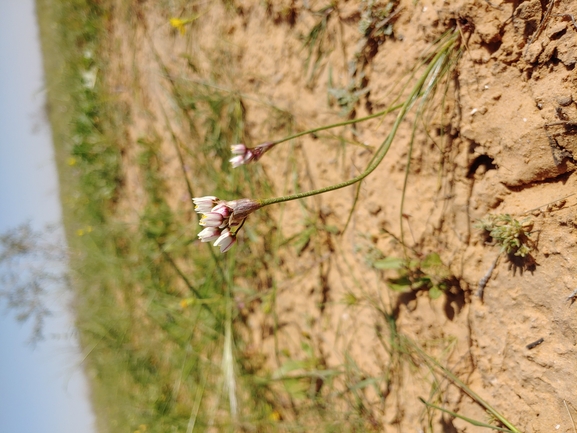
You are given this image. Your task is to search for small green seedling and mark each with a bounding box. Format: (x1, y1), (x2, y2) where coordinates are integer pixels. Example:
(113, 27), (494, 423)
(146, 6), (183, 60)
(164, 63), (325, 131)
(476, 214), (533, 257)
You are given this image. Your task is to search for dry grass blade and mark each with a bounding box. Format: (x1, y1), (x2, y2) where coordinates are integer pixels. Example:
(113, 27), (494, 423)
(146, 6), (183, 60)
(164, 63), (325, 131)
(408, 339), (521, 433)
(565, 400), (577, 433)
(419, 398), (519, 432)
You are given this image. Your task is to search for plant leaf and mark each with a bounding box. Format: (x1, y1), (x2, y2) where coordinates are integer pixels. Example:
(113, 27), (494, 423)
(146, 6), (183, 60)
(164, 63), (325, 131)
(387, 275), (412, 291)
(372, 257), (404, 270)
(428, 285), (443, 299)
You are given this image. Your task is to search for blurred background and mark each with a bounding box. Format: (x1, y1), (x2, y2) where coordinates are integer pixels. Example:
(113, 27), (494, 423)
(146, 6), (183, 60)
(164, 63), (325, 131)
(0, 1), (95, 432)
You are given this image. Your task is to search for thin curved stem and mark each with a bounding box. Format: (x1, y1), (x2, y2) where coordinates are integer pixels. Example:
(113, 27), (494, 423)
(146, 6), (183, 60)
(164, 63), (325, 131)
(259, 31), (459, 208)
(269, 103), (404, 146)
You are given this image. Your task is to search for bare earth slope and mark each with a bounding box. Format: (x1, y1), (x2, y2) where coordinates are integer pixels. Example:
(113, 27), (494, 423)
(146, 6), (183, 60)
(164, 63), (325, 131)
(103, 0), (577, 431)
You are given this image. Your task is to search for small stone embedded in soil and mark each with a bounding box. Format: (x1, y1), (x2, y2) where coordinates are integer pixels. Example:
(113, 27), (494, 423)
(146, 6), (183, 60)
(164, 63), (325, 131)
(526, 337), (544, 350)
(557, 95), (573, 106)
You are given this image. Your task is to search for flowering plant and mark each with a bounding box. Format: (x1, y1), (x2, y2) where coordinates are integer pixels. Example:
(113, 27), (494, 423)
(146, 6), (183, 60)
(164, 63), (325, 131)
(193, 29), (460, 253)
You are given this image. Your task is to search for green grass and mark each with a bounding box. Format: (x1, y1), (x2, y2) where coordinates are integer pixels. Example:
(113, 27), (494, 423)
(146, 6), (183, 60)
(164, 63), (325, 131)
(36, 2), (292, 430)
(36, 1), (522, 432)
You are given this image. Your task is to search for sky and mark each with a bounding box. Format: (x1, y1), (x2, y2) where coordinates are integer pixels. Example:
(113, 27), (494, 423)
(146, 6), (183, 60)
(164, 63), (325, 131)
(0, 1), (96, 432)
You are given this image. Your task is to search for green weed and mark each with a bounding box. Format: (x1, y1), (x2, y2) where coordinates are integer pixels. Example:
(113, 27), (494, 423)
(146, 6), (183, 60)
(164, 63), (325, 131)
(477, 214), (534, 257)
(302, 4), (338, 87)
(327, 67), (370, 117)
(364, 244), (453, 299)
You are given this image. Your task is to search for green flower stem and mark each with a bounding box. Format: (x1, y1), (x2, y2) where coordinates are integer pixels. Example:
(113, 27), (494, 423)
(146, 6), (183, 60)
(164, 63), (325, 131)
(269, 102), (404, 146)
(259, 31), (458, 208)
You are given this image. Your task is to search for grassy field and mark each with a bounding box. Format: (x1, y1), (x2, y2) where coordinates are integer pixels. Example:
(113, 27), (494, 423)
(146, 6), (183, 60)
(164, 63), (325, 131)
(35, 1), (525, 432)
(35, 1), (334, 431)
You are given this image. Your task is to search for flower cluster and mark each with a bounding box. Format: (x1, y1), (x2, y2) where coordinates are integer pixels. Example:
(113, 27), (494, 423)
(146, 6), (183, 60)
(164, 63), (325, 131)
(193, 196), (262, 253)
(229, 142), (275, 168)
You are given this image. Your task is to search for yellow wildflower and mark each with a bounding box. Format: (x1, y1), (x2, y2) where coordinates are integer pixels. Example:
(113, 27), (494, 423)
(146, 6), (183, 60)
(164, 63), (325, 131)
(180, 298), (194, 308)
(170, 18), (187, 35)
(169, 15), (201, 35)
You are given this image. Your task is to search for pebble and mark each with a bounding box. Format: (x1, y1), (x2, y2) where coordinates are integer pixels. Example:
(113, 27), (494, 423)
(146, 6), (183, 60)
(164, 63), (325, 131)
(557, 95), (573, 106)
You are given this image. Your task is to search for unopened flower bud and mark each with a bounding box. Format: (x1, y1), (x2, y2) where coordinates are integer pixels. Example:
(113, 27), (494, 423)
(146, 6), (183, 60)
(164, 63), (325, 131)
(226, 198), (262, 225)
(229, 142), (276, 168)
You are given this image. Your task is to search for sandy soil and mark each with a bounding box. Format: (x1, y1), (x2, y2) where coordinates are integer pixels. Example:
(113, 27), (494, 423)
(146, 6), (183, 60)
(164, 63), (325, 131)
(104, 0), (577, 431)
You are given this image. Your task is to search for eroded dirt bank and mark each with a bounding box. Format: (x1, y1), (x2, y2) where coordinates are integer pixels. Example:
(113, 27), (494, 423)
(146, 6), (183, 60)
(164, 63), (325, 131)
(104, 0), (577, 431)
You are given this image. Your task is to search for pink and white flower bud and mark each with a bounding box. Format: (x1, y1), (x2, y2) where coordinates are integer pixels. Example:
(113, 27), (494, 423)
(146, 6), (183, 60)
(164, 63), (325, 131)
(230, 144), (248, 155)
(229, 143), (255, 168)
(229, 154), (247, 168)
(197, 227), (221, 242)
(200, 212), (225, 228)
(193, 196), (219, 213)
(211, 203), (232, 218)
(214, 228), (236, 253)
(229, 142), (275, 168)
